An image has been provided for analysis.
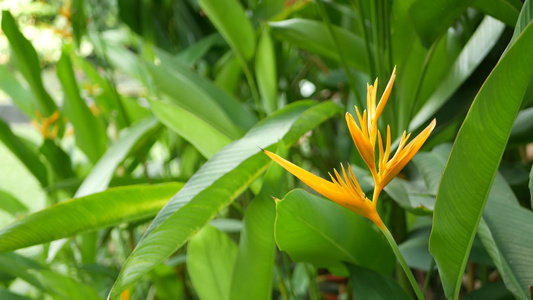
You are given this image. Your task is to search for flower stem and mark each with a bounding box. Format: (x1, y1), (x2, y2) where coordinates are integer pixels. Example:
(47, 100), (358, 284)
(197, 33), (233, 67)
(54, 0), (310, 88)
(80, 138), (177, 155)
(380, 226), (425, 300)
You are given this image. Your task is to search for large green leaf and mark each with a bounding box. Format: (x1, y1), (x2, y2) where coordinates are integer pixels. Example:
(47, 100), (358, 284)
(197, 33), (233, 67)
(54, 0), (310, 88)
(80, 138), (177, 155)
(0, 183), (183, 253)
(229, 142), (287, 300)
(149, 99), (232, 159)
(269, 19), (369, 72)
(1, 11), (58, 117)
(429, 20), (533, 299)
(275, 189), (395, 274)
(108, 101), (343, 297)
(0, 118), (48, 186)
(346, 263), (412, 300)
(187, 225), (237, 300)
(198, 0), (256, 61)
(408, 0), (474, 47)
(409, 16), (505, 131)
(75, 117), (160, 197)
(57, 50), (107, 163)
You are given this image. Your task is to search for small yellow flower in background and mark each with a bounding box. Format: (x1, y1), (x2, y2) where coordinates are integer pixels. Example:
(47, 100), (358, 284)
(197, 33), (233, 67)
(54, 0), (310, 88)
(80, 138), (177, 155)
(264, 68), (436, 229)
(32, 110), (61, 140)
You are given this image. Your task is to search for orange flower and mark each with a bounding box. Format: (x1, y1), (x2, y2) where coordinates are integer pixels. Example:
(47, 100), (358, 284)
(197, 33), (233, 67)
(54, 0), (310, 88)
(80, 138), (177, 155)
(264, 68), (436, 229)
(262, 149), (385, 228)
(31, 110), (61, 140)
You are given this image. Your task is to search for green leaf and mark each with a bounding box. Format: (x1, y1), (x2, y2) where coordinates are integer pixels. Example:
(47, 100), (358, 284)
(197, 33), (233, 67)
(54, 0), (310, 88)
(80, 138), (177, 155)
(345, 263), (412, 300)
(255, 28), (278, 114)
(509, 107), (533, 145)
(275, 189), (395, 274)
(57, 50), (107, 163)
(40, 139), (75, 180)
(0, 190), (28, 216)
(154, 48), (257, 131)
(75, 117), (160, 197)
(229, 141), (287, 300)
(409, 16), (506, 131)
(33, 269), (101, 300)
(429, 21), (533, 299)
(0, 183), (183, 254)
(198, 0), (256, 61)
(187, 225), (237, 300)
(149, 99), (232, 159)
(0, 118), (48, 186)
(478, 173), (533, 299)
(176, 33), (224, 66)
(472, 0), (520, 26)
(0, 287), (32, 300)
(0, 64), (35, 118)
(509, 0), (533, 46)
(108, 101), (343, 297)
(214, 54), (243, 94)
(269, 19), (369, 72)
(145, 60), (243, 140)
(1, 11), (59, 117)
(408, 0), (474, 47)
(0, 253), (44, 290)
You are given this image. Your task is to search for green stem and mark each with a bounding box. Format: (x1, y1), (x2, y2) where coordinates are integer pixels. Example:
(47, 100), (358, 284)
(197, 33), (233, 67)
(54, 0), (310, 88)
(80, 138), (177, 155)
(406, 38), (440, 130)
(422, 259), (435, 295)
(348, 0), (376, 79)
(314, 0), (364, 109)
(240, 59), (265, 119)
(380, 226), (425, 300)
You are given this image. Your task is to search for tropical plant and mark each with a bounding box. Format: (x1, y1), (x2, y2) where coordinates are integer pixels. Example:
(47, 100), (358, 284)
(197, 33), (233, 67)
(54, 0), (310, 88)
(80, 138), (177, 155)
(0, 0), (532, 299)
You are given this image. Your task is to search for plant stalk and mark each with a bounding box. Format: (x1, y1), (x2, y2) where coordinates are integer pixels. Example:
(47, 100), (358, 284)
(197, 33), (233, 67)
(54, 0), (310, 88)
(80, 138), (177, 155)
(380, 226), (425, 300)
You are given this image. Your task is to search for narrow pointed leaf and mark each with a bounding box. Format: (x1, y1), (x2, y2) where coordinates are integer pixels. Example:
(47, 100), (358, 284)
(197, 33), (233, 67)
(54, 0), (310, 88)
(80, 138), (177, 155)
(429, 21), (533, 299)
(269, 19), (368, 72)
(109, 101), (343, 297)
(0, 183), (183, 253)
(149, 99), (232, 159)
(409, 16), (505, 131)
(155, 48), (257, 130)
(75, 117), (160, 198)
(1, 11), (59, 117)
(198, 0), (256, 61)
(256, 28), (278, 114)
(57, 50), (107, 163)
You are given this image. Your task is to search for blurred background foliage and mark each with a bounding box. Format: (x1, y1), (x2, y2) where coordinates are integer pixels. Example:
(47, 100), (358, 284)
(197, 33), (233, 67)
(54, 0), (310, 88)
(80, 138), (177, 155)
(0, 0), (532, 299)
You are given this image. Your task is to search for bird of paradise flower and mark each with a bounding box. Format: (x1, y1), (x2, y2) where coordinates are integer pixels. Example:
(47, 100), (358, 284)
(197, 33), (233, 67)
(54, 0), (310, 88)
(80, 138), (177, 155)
(263, 67), (435, 300)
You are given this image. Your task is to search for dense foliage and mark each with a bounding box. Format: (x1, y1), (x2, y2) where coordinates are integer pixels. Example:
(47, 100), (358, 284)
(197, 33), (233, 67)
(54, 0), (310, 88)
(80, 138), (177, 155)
(0, 0), (532, 299)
